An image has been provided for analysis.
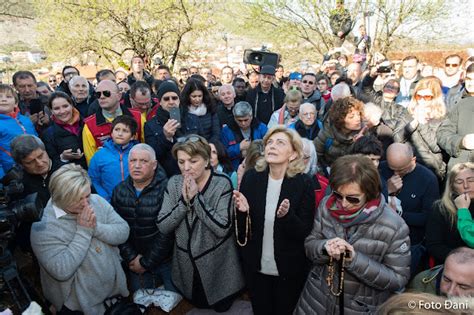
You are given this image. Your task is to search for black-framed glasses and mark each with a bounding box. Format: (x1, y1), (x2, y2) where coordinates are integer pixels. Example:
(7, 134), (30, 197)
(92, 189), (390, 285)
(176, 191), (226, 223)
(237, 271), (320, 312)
(95, 90), (112, 98)
(332, 191), (362, 204)
(163, 95), (179, 102)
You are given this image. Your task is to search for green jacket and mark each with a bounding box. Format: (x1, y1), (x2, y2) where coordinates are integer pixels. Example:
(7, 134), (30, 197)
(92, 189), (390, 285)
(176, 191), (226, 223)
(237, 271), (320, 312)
(458, 208), (474, 247)
(407, 265), (443, 295)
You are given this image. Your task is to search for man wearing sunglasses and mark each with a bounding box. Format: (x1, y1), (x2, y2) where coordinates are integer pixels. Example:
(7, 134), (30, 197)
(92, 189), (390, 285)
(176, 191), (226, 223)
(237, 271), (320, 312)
(438, 64), (474, 170)
(83, 80), (142, 164)
(300, 73), (321, 112)
(380, 143), (440, 277)
(145, 81), (185, 177)
(438, 54), (464, 92)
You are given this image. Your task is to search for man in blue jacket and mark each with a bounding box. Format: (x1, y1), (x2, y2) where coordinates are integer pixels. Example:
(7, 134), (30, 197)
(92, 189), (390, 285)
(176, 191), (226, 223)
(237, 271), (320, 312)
(221, 101), (267, 170)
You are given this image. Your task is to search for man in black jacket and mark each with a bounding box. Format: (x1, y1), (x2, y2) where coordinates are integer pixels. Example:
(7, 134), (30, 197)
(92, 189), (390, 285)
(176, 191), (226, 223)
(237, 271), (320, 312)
(246, 65), (285, 125)
(111, 143), (175, 293)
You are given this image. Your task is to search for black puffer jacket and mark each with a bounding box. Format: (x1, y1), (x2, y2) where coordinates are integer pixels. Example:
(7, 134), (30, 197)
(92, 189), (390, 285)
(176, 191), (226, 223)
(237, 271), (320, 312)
(41, 121), (87, 170)
(111, 166), (173, 270)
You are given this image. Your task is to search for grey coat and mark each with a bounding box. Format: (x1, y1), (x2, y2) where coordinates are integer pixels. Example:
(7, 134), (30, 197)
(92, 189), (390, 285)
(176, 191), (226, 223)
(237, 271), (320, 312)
(437, 95), (474, 170)
(30, 195), (129, 315)
(157, 172), (245, 305)
(294, 196), (411, 315)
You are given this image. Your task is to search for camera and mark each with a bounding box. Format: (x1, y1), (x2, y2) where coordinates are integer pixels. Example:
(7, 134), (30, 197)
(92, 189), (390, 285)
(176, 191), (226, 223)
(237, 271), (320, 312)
(243, 49), (280, 68)
(0, 166), (43, 312)
(377, 65), (392, 73)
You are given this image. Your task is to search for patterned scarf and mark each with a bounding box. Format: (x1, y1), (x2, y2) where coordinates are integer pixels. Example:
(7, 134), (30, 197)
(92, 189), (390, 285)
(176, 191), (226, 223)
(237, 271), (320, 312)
(52, 107), (81, 135)
(326, 194), (381, 227)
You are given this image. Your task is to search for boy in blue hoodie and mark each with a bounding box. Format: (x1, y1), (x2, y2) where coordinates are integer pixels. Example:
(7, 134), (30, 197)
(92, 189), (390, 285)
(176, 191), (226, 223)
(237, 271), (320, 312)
(88, 115), (138, 201)
(0, 84), (37, 179)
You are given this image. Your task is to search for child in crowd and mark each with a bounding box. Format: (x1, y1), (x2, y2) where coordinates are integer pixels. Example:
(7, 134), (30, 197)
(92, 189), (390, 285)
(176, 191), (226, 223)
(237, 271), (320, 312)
(88, 115), (138, 201)
(0, 84), (37, 178)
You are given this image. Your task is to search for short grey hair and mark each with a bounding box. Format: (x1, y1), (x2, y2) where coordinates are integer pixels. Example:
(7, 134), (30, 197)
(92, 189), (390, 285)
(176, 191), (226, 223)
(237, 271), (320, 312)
(11, 135), (46, 163)
(49, 164), (91, 210)
(218, 84), (235, 96)
(233, 101), (253, 117)
(68, 75), (88, 89)
(129, 143), (156, 161)
(301, 138), (318, 176)
(331, 82), (351, 101)
(299, 103), (316, 113)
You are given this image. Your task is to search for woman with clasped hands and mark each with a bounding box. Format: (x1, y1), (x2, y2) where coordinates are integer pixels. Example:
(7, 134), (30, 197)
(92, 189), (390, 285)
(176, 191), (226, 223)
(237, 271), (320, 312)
(157, 134), (244, 312)
(294, 155), (411, 314)
(233, 126), (315, 315)
(30, 164), (129, 315)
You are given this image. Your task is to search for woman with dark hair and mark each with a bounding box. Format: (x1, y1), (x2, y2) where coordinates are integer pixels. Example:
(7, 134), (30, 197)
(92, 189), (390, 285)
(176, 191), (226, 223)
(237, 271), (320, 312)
(233, 126), (315, 315)
(42, 91), (86, 170)
(294, 154), (410, 314)
(181, 78), (221, 143)
(314, 96), (368, 171)
(209, 140), (234, 175)
(158, 135), (244, 312)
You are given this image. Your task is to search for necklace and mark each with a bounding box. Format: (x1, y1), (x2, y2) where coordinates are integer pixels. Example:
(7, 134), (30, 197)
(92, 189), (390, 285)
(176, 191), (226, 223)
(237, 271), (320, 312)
(326, 254), (346, 296)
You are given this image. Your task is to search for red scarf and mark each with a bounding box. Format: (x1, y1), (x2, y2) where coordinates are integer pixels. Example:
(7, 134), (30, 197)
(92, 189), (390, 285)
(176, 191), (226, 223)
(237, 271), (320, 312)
(5, 107), (19, 119)
(326, 193), (381, 224)
(52, 107), (81, 136)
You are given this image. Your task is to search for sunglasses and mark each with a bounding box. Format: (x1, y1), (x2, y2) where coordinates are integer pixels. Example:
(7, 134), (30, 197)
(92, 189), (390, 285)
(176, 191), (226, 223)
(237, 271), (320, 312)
(95, 90), (112, 98)
(302, 80), (315, 85)
(177, 135), (203, 144)
(163, 95), (179, 102)
(332, 191), (362, 204)
(445, 63), (459, 68)
(414, 93), (433, 101)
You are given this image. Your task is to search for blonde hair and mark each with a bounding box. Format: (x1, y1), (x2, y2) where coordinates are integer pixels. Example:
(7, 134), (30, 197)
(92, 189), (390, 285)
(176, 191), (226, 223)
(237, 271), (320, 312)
(407, 76), (446, 120)
(439, 162), (474, 225)
(255, 126), (305, 178)
(284, 89), (303, 103)
(49, 164), (91, 210)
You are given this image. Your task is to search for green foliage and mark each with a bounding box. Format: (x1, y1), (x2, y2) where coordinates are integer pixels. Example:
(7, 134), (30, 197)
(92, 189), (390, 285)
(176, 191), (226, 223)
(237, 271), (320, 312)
(34, 0), (214, 69)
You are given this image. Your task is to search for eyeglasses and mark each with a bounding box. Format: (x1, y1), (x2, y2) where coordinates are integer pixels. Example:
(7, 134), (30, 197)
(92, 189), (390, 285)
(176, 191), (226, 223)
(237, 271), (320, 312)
(163, 95), (179, 102)
(177, 135), (203, 144)
(332, 191), (362, 204)
(95, 90), (112, 98)
(302, 80), (315, 85)
(445, 63), (459, 68)
(301, 112), (316, 117)
(414, 93), (433, 101)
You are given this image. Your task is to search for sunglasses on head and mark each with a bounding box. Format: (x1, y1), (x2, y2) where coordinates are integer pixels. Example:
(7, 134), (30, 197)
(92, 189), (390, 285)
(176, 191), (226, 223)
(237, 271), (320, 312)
(445, 63), (459, 68)
(332, 191), (362, 204)
(302, 80), (315, 85)
(414, 93), (433, 101)
(177, 135), (205, 144)
(95, 90), (112, 98)
(163, 95), (179, 102)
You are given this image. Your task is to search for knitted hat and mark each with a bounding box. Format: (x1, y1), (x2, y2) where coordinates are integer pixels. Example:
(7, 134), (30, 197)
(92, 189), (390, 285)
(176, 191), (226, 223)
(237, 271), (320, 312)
(157, 81), (180, 100)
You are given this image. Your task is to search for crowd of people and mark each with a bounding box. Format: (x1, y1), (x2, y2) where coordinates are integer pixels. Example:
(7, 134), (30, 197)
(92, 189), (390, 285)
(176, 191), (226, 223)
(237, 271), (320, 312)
(1, 45), (474, 314)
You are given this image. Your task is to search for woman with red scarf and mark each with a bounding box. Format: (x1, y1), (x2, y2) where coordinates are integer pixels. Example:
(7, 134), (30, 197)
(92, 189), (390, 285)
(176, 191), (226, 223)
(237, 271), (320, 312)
(294, 154), (411, 314)
(42, 92), (87, 170)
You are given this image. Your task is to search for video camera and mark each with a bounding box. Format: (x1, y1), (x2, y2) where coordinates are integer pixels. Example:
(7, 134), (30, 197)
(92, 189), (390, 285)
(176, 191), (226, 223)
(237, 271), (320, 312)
(243, 49), (280, 68)
(0, 166), (43, 312)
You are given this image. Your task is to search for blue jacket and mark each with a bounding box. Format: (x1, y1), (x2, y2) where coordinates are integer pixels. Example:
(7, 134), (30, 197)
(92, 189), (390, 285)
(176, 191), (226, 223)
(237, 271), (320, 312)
(0, 113), (37, 178)
(88, 139), (138, 202)
(221, 121), (267, 170)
